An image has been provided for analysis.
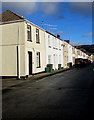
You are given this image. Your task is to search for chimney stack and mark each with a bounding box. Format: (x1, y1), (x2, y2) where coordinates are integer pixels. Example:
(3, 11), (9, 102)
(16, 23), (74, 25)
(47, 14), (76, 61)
(64, 40), (70, 44)
(57, 34), (60, 39)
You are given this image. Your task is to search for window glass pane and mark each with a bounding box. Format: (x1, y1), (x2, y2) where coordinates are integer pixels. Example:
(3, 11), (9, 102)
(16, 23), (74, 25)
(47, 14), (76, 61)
(36, 29), (39, 43)
(36, 52), (40, 67)
(48, 55), (51, 64)
(27, 25), (31, 41)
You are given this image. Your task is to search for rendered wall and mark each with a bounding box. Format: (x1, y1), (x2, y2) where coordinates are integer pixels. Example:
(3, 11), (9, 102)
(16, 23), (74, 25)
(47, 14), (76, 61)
(1, 22), (25, 77)
(24, 22), (46, 75)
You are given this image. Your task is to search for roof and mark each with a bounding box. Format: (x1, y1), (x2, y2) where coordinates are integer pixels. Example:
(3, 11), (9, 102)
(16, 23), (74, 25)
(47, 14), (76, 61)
(46, 31), (56, 38)
(64, 40), (70, 44)
(46, 31), (63, 41)
(0, 10), (24, 22)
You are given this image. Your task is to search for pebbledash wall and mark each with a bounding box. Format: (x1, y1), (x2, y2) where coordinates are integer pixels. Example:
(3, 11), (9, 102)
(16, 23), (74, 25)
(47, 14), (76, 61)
(45, 31), (64, 70)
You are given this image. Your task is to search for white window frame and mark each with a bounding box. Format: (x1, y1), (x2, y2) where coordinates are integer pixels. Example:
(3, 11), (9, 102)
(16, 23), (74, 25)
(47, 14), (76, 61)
(27, 24), (32, 41)
(48, 55), (51, 64)
(36, 29), (40, 43)
(36, 52), (41, 68)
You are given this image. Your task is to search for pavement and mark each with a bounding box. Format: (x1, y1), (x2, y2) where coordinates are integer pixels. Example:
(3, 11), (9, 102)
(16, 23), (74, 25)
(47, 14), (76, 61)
(2, 67), (70, 91)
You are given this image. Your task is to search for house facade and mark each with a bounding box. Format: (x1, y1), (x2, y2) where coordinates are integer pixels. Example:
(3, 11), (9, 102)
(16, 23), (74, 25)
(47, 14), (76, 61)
(63, 41), (69, 68)
(0, 10), (46, 78)
(45, 32), (64, 70)
(72, 46), (76, 65)
(68, 44), (73, 65)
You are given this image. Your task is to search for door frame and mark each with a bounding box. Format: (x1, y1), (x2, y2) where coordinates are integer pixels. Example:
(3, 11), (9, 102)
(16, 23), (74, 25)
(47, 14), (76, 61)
(28, 51), (32, 75)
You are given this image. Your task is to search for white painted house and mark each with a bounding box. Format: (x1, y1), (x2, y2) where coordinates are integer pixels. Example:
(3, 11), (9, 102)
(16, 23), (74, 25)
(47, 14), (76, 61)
(45, 31), (64, 70)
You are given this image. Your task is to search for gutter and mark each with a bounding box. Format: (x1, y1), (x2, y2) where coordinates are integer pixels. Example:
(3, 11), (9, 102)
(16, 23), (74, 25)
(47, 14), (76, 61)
(0, 19), (25, 25)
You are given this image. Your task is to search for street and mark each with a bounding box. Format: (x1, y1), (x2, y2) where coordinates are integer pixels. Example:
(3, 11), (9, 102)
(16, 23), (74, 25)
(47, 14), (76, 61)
(2, 64), (94, 120)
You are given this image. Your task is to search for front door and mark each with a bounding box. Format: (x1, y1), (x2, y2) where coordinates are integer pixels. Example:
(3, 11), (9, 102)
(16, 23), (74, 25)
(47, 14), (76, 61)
(28, 52), (32, 75)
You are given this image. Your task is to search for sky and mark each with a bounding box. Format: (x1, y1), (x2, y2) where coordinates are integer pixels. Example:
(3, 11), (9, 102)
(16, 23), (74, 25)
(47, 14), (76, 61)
(1, 1), (93, 45)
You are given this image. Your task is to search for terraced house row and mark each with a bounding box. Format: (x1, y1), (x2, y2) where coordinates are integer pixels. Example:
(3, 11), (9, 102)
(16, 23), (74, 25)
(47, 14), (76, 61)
(0, 10), (88, 78)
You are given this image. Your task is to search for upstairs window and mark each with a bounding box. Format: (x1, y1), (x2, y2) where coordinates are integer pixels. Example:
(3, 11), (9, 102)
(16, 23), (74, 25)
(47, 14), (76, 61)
(48, 35), (51, 47)
(36, 29), (40, 43)
(48, 55), (51, 64)
(55, 38), (58, 50)
(59, 40), (61, 50)
(27, 25), (32, 41)
(36, 52), (41, 68)
(59, 55), (61, 64)
(53, 37), (55, 49)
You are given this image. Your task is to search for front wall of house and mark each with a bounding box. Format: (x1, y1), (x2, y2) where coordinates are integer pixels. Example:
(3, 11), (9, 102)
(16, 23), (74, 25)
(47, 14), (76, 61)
(63, 41), (68, 68)
(45, 32), (64, 70)
(24, 22), (46, 75)
(1, 22), (25, 77)
(0, 26), (2, 76)
(68, 44), (73, 64)
(2, 22), (25, 45)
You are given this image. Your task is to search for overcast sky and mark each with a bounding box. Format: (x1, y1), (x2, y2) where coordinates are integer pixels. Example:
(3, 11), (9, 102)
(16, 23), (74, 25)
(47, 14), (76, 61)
(1, 1), (93, 45)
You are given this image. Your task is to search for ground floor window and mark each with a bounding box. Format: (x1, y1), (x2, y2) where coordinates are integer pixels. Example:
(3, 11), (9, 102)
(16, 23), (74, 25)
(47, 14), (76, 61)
(59, 55), (61, 64)
(36, 52), (41, 68)
(48, 55), (51, 64)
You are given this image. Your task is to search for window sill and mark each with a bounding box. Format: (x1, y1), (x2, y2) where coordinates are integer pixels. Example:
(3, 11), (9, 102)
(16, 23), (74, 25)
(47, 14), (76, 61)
(36, 42), (40, 44)
(48, 46), (51, 48)
(27, 40), (32, 42)
(37, 66), (41, 68)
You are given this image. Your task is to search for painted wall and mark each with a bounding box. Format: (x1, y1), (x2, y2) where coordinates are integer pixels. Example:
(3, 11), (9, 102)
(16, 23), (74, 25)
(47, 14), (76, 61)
(1, 22), (25, 77)
(68, 44), (73, 64)
(1, 20), (46, 77)
(24, 21), (46, 75)
(45, 32), (64, 70)
(72, 46), (76, 65)
(63, 41), (68, 68)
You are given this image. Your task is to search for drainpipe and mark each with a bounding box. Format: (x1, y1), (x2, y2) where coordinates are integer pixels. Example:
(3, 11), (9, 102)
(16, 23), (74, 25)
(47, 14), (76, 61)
(17, 23), (20, 79)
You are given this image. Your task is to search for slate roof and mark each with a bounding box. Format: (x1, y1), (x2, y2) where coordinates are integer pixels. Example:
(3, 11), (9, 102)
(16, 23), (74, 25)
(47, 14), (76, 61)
(0, 10), (24, 22)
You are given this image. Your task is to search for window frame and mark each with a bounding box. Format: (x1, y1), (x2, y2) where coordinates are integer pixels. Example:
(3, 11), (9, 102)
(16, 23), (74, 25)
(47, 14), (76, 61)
(48, 55), (51, 64)
(36, 52), (41, 68)
(48, 35), (51, 48)
(27, 24), (32, 42)
(36, 28), (40, 44)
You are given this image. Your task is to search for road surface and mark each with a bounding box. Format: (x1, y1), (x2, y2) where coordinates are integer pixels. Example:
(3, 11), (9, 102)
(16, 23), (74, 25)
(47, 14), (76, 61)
(2, 64), (94, 120)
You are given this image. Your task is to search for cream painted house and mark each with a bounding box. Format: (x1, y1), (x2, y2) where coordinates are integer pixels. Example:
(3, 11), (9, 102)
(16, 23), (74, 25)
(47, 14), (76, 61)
(0, 10), (46, 78)
(63, 41), (69, 68)
(72, 46), (76, 65)
(68, 43), (73, 65)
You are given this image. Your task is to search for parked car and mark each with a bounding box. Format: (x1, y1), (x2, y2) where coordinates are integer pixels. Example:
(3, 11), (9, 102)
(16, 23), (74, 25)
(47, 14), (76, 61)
(88, 60), (91, 64)
(83, 59), (89, 65)
(75, 58), (84, 67)
(83, 59), (91, 65)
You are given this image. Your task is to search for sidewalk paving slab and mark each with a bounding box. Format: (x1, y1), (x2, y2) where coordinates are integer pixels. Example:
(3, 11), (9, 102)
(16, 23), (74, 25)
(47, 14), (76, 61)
(1, 68), (71, 91)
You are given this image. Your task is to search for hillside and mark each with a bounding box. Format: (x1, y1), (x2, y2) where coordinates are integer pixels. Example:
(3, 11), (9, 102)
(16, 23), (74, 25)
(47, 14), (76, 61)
(75, 45), (94, 55)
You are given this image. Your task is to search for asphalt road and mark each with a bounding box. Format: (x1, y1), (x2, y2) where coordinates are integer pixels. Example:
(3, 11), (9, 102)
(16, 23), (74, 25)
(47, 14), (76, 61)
(2, 64), (94, 120)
